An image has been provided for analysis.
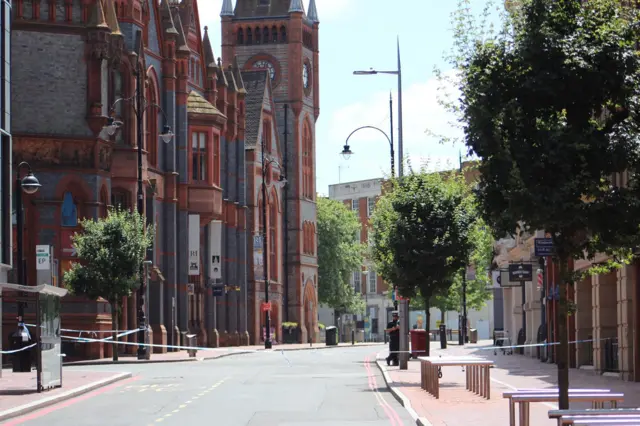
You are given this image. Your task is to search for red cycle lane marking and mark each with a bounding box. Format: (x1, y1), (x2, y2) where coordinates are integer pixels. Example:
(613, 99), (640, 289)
(2, 376), (140, 426)
(364, 355), (404, 426)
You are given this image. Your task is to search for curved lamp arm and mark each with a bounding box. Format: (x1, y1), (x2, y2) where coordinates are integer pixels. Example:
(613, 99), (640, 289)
(340, 125), (395, 177)
(104, 98), (174, 143)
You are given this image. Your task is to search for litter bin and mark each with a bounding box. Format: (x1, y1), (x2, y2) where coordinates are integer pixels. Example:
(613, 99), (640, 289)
(10, 325), (33, 372)
(410, 329), (427, 358)
(470, 329), (478, 344)
(439, 324), (447, 349)
(186, 334), (197, 357)
(325, 326), (338, 346)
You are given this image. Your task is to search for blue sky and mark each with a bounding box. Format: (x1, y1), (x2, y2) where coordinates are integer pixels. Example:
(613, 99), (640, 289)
(199, 0), (498, 196)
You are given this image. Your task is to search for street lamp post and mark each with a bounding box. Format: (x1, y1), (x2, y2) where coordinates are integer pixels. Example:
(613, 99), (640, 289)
(104, 30), (174, 360)
(353, 37), (407, 369)
(260, 137), (287, 350)
(14, 162), (41, 326)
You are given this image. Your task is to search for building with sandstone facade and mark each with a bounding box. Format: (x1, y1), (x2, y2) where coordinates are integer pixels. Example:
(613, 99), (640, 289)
(1, 0), (320, 361)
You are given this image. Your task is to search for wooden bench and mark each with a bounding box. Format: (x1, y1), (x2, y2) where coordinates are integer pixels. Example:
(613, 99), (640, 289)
(513, 393), (624, 426)
(571, 419), (640, 425)
(419, 356), (493, 400)
(549, 409), (640, 426)
(503, 390), (612, 426)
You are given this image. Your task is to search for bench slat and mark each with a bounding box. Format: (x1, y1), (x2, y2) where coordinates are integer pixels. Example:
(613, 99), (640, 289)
(512, 393), (624, 402)
(504, 389), (611, 398)
(550, 410), (640, 419)
(571, 420), (640, 425)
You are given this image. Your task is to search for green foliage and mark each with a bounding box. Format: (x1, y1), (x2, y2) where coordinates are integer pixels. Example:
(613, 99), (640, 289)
(317, 197), (366, 315)
(370, 170), (477, 304)
(64, 208), (154, 305)
(442, 0), (640, 408)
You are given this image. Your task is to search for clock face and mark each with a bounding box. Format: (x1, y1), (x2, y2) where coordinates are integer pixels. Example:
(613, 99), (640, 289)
(303, 63), (310, 89)
(253, 60), (275, 81)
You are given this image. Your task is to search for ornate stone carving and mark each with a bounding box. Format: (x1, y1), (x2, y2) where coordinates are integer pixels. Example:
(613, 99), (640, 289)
(14, 138), (96, 169)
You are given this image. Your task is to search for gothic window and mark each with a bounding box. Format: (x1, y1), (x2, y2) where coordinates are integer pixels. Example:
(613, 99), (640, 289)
(262, 27), (269, 44)
(271, 26), (278, 43)
(302, 222), (308, 254)
(247, 28), (253, 45)
(191, 132), (208, 182)
(145, 74), (159, 168)
(311, 223), (316, 255)
(61, 192), (78, 227)
(262, 119), (271, 152)
(111, 68), (125, 144)
(237, 28), (244, 45)
(255, 27), (261, 44)
(213, 134), (220, 186)
(111, 189), (132, 211)
(258, 195), (264, 233)
(280, 25), (287, 43)
(269, 196), (277, 280)
(302, 122), (313, 199)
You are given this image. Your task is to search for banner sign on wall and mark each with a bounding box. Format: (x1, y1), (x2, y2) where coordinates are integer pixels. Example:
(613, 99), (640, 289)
(188, 214), (200, 276)
(253, 234), (264, 280)
(508, 263), (533, 282)
(209, 220), (222, 280)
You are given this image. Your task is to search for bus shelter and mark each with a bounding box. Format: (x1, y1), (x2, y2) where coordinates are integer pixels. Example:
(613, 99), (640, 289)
(0, 283), (67, 392)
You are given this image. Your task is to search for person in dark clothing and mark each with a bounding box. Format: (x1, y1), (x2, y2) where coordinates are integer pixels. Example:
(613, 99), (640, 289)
(385, 311), (400, 366)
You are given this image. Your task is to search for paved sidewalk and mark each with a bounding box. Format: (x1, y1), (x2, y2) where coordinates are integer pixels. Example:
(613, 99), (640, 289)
(65, 341), (384, 366)
(377, 341), (640, 426)
(0, 369), (132, 422)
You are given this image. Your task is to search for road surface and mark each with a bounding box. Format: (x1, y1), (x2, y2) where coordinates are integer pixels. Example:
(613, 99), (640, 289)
(2, 345), (415, 426)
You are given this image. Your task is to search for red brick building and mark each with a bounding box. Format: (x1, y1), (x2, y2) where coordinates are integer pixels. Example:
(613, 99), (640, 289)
(1, 0), (320, 361)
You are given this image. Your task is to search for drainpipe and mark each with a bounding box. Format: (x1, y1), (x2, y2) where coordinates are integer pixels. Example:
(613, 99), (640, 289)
(283, 104), (289, 322)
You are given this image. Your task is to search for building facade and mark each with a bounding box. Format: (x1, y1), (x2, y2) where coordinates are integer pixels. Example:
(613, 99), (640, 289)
(221, 0), (320, 343)
(1, 0), (320, 359)
(0, 0), (13, 367)
(328, 178), (391, 341)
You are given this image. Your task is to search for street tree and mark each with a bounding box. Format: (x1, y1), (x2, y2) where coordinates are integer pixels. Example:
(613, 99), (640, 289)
(446, 0), (640, 408)
(317, 197), (365, 318)
(64, 208), (154, 361)
(370, 171), (476, 355)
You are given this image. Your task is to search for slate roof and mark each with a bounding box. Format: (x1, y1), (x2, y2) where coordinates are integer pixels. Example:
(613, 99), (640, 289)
(187, 91), (224, 117)
(234, 0), (293, 19)
(241, 70), (269, 149)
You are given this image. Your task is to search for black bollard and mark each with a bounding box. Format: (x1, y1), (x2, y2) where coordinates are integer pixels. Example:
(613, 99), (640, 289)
(439, 324), (447, 349)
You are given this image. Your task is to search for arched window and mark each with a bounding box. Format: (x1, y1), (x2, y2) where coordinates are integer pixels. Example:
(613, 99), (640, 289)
(255, 27), (261, 44)
(258, 195), (264, 234)
(280, 25), (287, 42)
(247, 28), (253, 45)
(271, 26), (278, 43)
(61, 192), (78, 227)
(302, 122), (313, 199)
(269, 195), (277, 280)
(302, 222), (307, 254)
(262, 27), (269, 44)
(146, 70), (159, 167)
(237, 28), (244, 44)
(111, 67), (125, 144)
(311, 223), (316, 255)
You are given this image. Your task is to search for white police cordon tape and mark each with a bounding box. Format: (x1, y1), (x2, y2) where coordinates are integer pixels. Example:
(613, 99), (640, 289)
(383, 336), (613, 354)
(0, 343), (37, 355)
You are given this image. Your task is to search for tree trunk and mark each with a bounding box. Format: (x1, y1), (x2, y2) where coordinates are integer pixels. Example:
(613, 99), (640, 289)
(111, 300), (119, 362)
(425, 299), (431, 357)
(556, 258), (570, 409)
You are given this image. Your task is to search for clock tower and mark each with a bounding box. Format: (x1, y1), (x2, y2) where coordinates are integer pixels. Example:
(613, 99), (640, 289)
(221, 0), (320, 343)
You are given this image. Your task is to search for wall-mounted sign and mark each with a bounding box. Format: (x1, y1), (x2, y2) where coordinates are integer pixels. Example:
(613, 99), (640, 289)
(188, 215), (200, 276)
(209, 220), (222, 279)
(36, 245), (51, 270)
(534, 238), (555, 257)
(508, 263), (533, 282)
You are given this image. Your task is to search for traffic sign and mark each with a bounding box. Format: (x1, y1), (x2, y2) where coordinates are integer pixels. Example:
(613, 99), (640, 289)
(212, 285), (224, 297)
(534, 238), (555, 257)
(261, 302), (271, 312)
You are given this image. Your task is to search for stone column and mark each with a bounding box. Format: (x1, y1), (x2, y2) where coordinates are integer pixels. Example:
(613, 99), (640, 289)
(617, 265), (635, 381)
(592, 272), (618, 374)
(575, 275), (593, 368)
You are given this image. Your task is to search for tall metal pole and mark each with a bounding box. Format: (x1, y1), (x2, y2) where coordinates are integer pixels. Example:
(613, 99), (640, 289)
(389, 93), (395, 178)
(261, 137), (272, 349)
(283, 104), (289, 323)
(15, 173), (24, 321)
(459, 154), (468, 346)
(397, 38), (404, 178)
(135, 62), (148, 360)
(397, 37), (409, 370)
